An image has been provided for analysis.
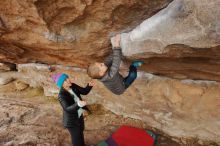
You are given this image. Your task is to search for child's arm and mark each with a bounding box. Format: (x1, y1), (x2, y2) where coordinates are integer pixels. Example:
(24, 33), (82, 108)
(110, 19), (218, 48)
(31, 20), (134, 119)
(104, 53), (113, 67)
(107, 34), (122, 78)
(107, 48), (122, 78)
(104, 34), (121, 67)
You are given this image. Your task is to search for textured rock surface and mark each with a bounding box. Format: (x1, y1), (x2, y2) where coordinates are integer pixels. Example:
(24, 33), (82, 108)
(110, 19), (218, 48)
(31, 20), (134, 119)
(0, 0), (220, 81)
(0, 76), (13, 85)
(1, 64), (219, 144)
(0, 62), (16, 71)
(0, 0), (171, 66)
(120, 0), (220, 56)
(93, 75), (220, 144)
(0, 83), (77, 146)
(0, 82), (189, 146)
(119, 0), (220, 81)
(0, 0), (220, 144)
(14, 80), (29, 91)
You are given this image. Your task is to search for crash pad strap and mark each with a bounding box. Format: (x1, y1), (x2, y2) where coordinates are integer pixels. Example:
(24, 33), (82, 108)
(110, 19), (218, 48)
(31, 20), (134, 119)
(98, 141), (108, 146)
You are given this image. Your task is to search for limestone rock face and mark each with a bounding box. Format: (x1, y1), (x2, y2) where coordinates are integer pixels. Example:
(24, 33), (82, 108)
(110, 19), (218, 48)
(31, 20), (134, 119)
(0, 96), (70, 146)
(0, 0), (171, 66)
(3, 64), (219, 144)
(0, 76), (13, 85)
(0, 0), (220, 144)
(0, 0), (220, 81)
(0, 62), (16, 71)
(15, 80), (29, 91)
(0, 94), (181, 146)
(120, 0), (220, 56)
(119, 0), (220, 81)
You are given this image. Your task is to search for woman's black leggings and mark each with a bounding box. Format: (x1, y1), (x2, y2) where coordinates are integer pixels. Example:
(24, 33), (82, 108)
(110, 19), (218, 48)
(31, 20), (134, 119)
(67, 120), (86, 146)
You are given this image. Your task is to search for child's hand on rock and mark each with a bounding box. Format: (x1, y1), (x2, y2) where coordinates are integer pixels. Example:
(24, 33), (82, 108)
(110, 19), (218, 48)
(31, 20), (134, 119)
(112, 34), (121, 48)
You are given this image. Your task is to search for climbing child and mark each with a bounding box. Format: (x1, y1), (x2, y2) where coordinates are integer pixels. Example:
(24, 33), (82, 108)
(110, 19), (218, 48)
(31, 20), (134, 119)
(87, 34), (143, 95)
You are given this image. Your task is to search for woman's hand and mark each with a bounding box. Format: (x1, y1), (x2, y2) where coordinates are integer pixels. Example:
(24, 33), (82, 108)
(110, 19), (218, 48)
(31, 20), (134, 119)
(88, 80), (96, 87)
(77, 100), (87, 107)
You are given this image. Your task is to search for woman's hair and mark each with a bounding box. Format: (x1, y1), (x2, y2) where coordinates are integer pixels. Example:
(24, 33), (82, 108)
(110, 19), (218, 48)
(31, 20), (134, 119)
(87, 63), (102, 79)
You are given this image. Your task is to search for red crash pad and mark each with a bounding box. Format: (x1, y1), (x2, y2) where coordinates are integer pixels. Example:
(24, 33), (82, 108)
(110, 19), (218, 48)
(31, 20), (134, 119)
(111, 126), (155, 146)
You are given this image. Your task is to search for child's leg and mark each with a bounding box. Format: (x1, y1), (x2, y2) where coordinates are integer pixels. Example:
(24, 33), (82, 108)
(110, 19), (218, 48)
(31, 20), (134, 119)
(123, 65), (137, 89)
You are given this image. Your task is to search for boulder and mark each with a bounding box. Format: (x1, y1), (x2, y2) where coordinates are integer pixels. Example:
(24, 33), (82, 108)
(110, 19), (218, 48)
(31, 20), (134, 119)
(0, 76), (13, 85)
(15, 80), (29, 91)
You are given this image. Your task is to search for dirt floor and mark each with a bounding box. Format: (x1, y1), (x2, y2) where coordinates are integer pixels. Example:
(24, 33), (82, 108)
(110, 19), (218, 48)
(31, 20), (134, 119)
(0, 80), (218, 146)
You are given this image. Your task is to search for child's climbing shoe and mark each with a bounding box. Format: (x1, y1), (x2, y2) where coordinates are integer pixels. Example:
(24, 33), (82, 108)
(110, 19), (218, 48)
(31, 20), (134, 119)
(132, 60), (144, 67)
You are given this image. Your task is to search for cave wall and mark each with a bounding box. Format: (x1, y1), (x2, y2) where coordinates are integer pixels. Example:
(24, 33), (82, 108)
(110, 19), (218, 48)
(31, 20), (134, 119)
(2, 64), (219, 144)
(0, 0), (220, 144)
(117, 0), (220, 81)
(1, 0), (220, 81)
(0, 0), (171, 66)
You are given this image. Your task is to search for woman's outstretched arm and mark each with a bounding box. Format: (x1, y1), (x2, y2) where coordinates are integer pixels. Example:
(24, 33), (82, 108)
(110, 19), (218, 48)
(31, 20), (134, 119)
(71, 80), (95, 95)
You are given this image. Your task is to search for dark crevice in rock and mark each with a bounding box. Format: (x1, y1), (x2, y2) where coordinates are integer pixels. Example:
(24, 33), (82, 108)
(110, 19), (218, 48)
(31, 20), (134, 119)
(126, 44), (220, 81)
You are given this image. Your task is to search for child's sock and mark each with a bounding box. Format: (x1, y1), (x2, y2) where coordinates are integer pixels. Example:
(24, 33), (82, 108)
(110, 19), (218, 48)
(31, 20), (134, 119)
(132, 60), (144, 67)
